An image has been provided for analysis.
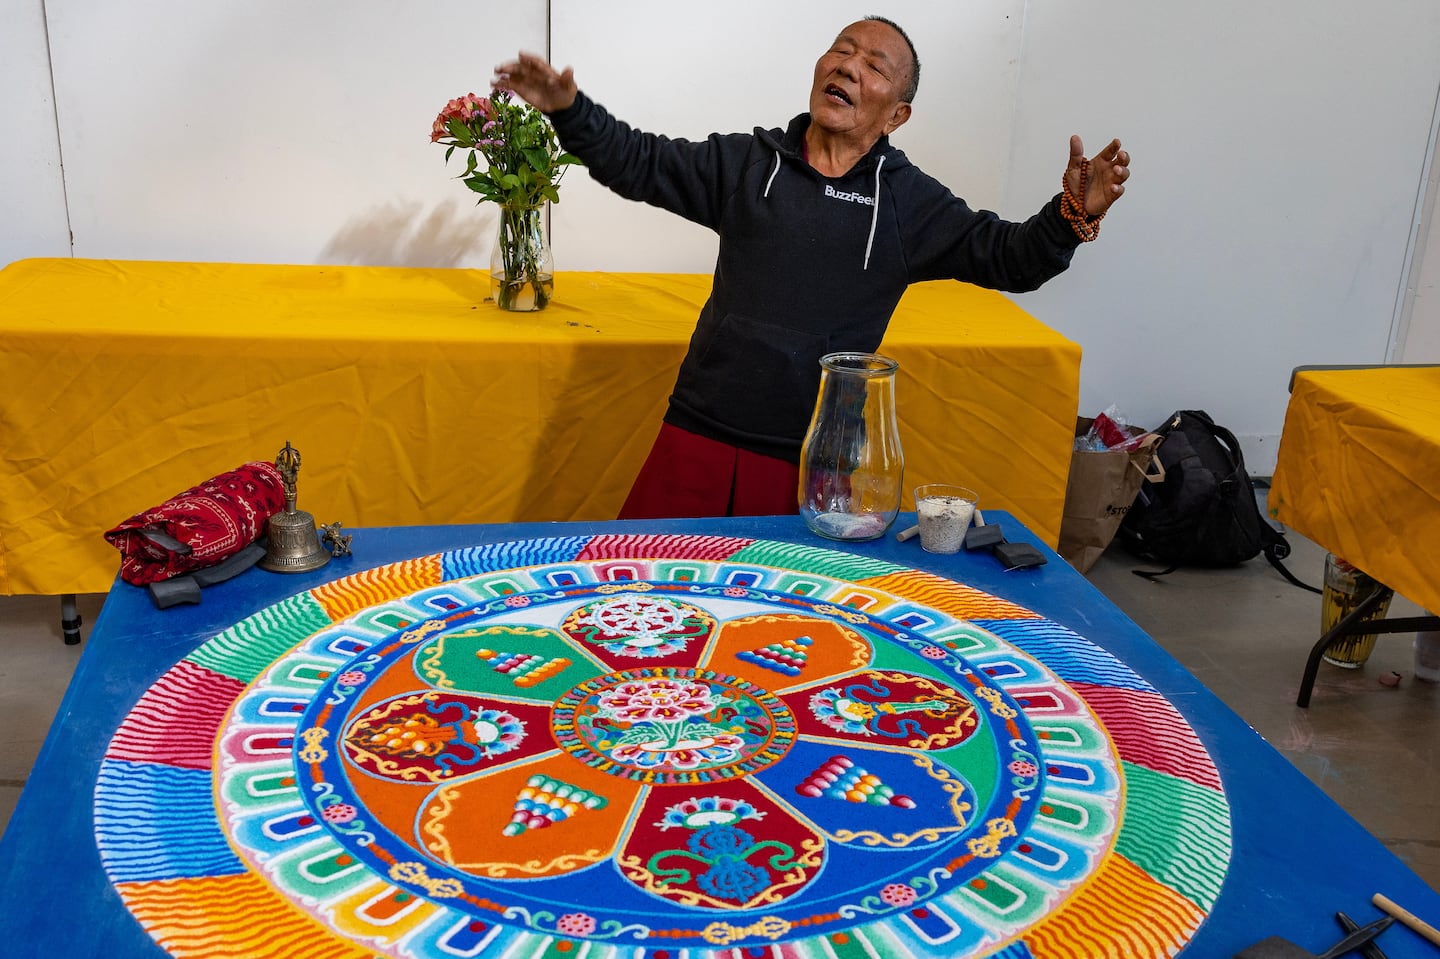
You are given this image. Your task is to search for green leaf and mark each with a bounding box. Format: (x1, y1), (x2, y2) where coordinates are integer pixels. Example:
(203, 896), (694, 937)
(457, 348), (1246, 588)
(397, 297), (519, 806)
(437, 89), (574, 211)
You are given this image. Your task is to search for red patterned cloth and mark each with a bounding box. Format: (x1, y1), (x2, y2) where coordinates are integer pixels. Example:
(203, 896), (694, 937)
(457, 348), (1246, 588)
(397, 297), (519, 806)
(104, 461), (287, 586)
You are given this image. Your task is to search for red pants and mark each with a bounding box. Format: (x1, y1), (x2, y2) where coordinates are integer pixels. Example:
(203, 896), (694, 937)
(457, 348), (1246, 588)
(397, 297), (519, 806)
(618, 424), (800, 519)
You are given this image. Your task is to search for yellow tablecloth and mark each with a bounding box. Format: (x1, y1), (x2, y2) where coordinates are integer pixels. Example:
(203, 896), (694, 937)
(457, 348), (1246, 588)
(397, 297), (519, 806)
(0, 258), (1080, 595)
(1269, 366), (1440, 614)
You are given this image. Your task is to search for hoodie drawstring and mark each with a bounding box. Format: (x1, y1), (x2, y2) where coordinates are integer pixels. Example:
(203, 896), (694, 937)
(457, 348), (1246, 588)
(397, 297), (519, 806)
(863, 155), (885, 270)
(763, 152), (781, 198)
(766, 148), (885, 270)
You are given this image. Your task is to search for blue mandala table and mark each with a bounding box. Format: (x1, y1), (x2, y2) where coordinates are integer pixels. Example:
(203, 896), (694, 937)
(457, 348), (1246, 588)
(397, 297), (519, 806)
(1, 514), (1436, 958)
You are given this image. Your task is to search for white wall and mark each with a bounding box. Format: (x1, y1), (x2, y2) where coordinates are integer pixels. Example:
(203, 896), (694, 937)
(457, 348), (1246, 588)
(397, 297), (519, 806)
(5, 0), (1439, 475)
(1005, 1), (1440, 473)
(546, 0), (1028, 273)
(34, 0), (548, 268)
(2, 0), (71, 258)
(1394, 91), (1440, 362)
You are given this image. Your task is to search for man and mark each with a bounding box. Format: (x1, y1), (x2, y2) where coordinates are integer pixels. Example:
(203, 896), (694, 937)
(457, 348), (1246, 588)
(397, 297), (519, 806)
(495, 16), (1129, 519)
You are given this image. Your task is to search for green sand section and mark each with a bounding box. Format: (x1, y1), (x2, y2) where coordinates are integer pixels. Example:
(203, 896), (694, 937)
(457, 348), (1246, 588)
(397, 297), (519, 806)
(266, 835), (374, 902)
(728, 541), (907, 582)
(1033, 786), (1117, 843)
(926, 621), (1006, 657)
(219, 758), (303, 814)
(940, 856), (1058, 926)
(869, 640), (956, 679)
(258, 649), (356, 693)
(415, 623), (605, 699)
(1114, 762), (1231, 911)
(650, 559), (713, 584)
(767, 568), (851, 597)
(187, 592), (334, 684)
(816, 922), (907, 959)
(1030, 715), (1111, 754)
(929, 728), (1001, 808)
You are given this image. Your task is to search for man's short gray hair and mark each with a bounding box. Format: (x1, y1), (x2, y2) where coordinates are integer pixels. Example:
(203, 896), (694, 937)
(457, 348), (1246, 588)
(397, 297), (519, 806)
(865, 15), (920, 103)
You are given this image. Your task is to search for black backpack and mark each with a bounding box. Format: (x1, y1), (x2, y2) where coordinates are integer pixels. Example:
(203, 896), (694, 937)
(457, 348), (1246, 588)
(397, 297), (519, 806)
(1117, 410), (1316, 590)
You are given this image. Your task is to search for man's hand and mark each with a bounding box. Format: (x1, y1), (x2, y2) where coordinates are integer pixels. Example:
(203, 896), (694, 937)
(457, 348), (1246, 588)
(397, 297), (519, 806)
(1067, 136), (1129, 216)
(493, 52), (578, 114)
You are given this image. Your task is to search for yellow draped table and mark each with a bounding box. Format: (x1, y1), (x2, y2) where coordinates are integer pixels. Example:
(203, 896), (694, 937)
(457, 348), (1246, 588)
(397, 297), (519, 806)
(1269, 366), (1440, 616)
(0, 258), (1080, 596)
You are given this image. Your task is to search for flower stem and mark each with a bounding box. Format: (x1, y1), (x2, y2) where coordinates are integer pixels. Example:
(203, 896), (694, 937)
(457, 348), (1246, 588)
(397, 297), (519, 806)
(494, 203), (551, 311)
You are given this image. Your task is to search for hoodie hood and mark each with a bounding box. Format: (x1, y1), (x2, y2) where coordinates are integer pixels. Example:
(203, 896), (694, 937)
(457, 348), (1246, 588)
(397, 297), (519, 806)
(756, 115), (914, 269)
(756, 113), (914, 176)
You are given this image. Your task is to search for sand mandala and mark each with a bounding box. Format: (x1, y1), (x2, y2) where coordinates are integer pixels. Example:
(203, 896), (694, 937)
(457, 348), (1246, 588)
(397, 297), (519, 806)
(94, 534), (1232, 958)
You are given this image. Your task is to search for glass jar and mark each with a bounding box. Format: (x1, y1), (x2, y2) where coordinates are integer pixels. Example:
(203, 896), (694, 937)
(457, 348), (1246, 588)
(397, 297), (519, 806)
(490, 202), (554, 311)
(798, 352), (904, 541)
(1320, 553), (1393, 667)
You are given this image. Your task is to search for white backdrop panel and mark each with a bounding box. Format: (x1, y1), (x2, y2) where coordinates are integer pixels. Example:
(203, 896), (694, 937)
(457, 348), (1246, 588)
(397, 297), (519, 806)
(1006, 0), (1440, 469)
(20, 0), (1440, 478)
(548, 0), (1027, 272)
(46, 1), (547, 267)
(1, 0), (72, 266)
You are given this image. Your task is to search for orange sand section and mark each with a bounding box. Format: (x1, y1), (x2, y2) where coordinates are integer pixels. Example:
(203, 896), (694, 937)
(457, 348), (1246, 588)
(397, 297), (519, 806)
(707, 614), (873, 690)
(310, 554), (445, 621)
(419, 756), (643, 877)
(860, 569), (1043, 621)
(1020, 852), (1205, 958)
(117, 873), (371, 958)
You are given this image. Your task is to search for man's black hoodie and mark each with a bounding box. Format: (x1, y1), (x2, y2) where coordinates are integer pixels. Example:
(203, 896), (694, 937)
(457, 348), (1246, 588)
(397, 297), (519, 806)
(549, 91), (1082, 463)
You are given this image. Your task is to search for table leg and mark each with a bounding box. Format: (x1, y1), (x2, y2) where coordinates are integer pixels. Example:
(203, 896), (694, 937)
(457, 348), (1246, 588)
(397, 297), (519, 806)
(60, 593), (82, 645)
(1297, 587), (1440, 707)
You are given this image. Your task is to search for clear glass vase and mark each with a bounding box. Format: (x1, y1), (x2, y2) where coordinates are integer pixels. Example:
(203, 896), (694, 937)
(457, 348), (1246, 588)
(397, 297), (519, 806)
(798, 352), (904, 541)
(490, 202), (554, 311)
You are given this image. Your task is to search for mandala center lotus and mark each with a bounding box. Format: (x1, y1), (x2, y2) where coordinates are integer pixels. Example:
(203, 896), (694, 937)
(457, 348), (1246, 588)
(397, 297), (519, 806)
(553, 667), (796, 784)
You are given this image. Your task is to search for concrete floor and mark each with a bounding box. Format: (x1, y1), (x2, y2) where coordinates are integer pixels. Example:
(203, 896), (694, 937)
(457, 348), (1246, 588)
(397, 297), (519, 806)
(2, 520), (1436, 895)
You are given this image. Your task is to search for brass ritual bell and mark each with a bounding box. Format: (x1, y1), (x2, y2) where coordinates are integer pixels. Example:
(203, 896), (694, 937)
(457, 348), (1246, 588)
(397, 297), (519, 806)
(259, 441), (331, 573)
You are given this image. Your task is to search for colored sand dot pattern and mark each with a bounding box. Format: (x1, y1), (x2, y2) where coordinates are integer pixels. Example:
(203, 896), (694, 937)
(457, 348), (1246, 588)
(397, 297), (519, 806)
(796, 755), (916, 808)
(736, 635), (814, 676)
(504, 775), (607, 836)
(477, 648), (572, 688)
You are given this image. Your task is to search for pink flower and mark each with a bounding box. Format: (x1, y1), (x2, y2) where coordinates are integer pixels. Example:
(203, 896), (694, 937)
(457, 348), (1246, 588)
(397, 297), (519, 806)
(597, 678), (716, 724)
(462, 93), (491, 119)
(322, 803), (358, 824)
(337, 671), (366, 687)
(556, 912), (596, 936)
(1008, 759), (1038, 777)
(880, 883), (916, 906)
(503, 595), (531, 608)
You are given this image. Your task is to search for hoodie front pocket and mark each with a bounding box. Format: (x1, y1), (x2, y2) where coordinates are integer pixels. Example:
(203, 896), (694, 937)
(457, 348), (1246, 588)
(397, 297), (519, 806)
(687, 312), (831, 443)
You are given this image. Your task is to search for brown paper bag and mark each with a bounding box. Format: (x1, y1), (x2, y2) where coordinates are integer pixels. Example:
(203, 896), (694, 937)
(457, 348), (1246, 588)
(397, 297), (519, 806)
(1058, 417), (1164, 573)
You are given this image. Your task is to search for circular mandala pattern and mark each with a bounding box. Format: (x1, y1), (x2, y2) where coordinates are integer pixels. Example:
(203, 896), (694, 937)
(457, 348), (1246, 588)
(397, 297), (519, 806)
(553, 667), (797, 783)
(94, 535), (1232, 959)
